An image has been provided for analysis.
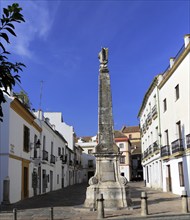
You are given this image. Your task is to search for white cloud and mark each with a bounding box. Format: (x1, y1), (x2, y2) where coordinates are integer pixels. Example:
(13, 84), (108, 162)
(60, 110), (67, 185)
(1, 0), (59, 58)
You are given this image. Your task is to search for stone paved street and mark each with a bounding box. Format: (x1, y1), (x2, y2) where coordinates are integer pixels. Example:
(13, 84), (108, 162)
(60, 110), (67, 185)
(0, 181), (190, 219)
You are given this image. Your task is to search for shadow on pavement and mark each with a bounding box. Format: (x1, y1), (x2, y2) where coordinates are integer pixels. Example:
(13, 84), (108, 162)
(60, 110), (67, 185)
(0, 183), (88, 211)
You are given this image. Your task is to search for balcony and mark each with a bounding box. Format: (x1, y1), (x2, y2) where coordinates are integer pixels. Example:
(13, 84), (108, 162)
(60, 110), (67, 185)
(42, 150), (48, 161)
(60, 155), (67, 164)
(152, 105), (158, 119)
(153, 141), (159, 152)
(171, 139), (184, 154)
(33, 149), (38, 159)
(161, 145), (170, 158)
(142, 149), (149, 160)
(147, 112), (152, 125)
(142, 123), (146, 133)
(186, 134), (190, 148)
(50, 154), (56, 164)
(148, 145), (152, 155)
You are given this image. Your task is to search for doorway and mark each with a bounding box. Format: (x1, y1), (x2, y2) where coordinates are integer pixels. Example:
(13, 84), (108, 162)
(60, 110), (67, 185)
(166, 165), (172, 192)
(22, 160), (29, 199)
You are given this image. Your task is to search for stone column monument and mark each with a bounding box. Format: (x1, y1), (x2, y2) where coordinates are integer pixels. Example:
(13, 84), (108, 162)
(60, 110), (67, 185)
(84, 48), (131, 209)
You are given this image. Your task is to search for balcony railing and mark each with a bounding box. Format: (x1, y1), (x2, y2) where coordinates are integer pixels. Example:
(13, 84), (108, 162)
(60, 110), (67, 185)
(50, 154), (56, 164)
(186, 134), (190, 148)
(33, 149), (37, 159)
(161, 145), (170, 157)
(171, 139), (184, 154)
(152, 105), (158, 118)
(147, 113), (152, 125)
(42, 150), (48, 161)
(142, 149), (149, 159)
(88, 164), (94, 168)
(142, 123), (146, 133)
(148, 145), (152, 155)
(153, 141), (159, 152)
(60, 155), (67, 164)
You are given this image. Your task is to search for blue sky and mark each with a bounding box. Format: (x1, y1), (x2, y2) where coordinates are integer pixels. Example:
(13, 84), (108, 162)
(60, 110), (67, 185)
(1, 0), (190, 136)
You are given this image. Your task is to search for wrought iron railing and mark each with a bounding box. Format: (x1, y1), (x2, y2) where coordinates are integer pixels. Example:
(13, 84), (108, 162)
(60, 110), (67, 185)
(42, 150), (48, 161)
(161, 145), (170, 157)
(171, 139), (184, 154)
(152, 105), (158, 118)
(50, 154), (56, 164)
(186, 134), (190, 148)
(153, 141), (159, 152)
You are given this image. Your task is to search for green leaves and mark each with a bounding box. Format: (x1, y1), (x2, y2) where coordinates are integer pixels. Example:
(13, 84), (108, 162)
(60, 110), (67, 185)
(0, 3), (25, 121)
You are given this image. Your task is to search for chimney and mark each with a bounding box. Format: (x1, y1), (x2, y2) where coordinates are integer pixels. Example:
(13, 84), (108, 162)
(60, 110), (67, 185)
(170, 57), (175, 68)
(184, 34), (190, 48)
(38, 109), (43, 120)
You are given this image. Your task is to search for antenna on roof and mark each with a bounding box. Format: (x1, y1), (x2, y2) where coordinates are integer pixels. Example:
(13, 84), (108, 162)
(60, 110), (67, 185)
(39, 80), (44, 110)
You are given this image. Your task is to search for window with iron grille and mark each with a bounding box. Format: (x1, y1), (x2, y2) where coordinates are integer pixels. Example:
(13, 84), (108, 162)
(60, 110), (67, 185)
(163, 98), (167, 112)
(23, 125), (30, 152)
(175, 84), (180, 101)
(119, 143), (124, 149)
(120, 156), (125, 164)
(178, 162), (184, 186)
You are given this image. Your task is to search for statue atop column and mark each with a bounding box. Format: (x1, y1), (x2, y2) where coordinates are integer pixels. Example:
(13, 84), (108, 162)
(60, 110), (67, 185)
(98, 48), (108, 70)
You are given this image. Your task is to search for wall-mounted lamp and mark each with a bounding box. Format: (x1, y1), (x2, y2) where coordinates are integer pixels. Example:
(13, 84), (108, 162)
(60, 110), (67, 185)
(35, 139), (41, 148)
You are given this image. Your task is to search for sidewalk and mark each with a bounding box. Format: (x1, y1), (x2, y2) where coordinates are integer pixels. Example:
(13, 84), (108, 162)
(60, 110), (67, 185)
(0, 181), (189, 219)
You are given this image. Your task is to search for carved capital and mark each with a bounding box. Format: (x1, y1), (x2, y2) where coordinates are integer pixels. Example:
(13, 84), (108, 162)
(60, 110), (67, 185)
(89, 176), (98, 185)
(119, 176), (128, 186)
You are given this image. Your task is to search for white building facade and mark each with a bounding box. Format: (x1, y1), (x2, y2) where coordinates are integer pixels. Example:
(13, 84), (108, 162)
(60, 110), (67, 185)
(138, 75), (163, 189)
(0, 95), (80, 204)
(139, 34), (190, 196)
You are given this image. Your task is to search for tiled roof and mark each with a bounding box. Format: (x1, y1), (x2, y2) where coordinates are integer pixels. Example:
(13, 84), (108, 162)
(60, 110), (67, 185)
(121, 126), (140, 133)
(114, 130), (128, 139)
(77, 136), (93, 142)
(131, 146), (142, 155)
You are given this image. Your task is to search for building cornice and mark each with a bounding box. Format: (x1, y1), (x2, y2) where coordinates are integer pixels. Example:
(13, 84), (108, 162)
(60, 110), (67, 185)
(158, 43), (190, 89)
(10, 98), (42, 132)
(138, 76), (159, 118)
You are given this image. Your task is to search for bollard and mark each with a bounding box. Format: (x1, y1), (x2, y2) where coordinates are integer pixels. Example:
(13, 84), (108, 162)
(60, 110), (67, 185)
(50, 207), (54, 220)
(181, 190), (189, 213)
(141, 192), (148, 216)
(97, 193), (104, 219)
(13, 208), (17, 220)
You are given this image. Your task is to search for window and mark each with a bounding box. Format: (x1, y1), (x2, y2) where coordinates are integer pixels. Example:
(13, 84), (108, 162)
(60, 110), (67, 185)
(88, 160), (93, 168)
(34, 134), (37, 158)
(51, 141), (53, 154)
(119, 143), (124, 149)
(176, 121), (182, 140)
(58, 147), (61, 156)
(57, 175), (59, 184)
(163, 98), (167, 112)
(175, 84), (179, 100)
(146, 166), (149, 183)
(154, 95), (157, 105)
(23, 125), (30, 152)
(88, 149), (93, 154)
(43, 135), (46, 150)
(178, 162), (184, 186)
(165, 130), (169, 146)
(120, 156), (125, 164)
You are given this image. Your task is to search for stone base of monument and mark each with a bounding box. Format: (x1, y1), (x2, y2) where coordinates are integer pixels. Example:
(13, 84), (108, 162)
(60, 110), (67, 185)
(84, 154), (132, 209)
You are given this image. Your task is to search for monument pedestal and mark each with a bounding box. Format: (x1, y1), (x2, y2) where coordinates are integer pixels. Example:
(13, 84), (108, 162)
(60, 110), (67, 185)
(84, 154), (131, 209)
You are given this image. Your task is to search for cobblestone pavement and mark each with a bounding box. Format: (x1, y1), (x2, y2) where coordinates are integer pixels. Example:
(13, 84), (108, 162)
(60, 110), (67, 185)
(0, 181), (190, 219)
